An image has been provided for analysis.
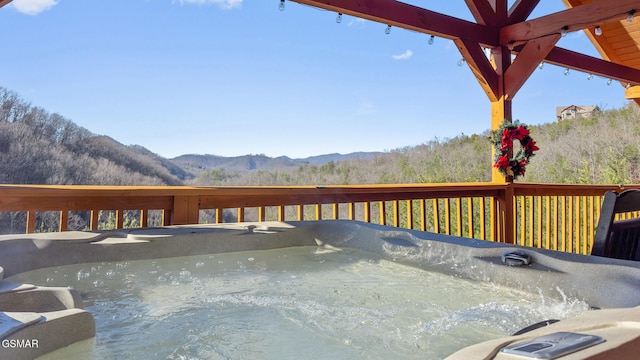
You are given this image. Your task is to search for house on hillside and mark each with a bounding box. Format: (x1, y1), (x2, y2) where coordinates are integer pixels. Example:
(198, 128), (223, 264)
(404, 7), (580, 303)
(556, 105), (599, 121)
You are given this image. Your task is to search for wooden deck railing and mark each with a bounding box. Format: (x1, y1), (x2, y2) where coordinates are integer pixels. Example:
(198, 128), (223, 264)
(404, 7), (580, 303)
(1, 183), (639, 255)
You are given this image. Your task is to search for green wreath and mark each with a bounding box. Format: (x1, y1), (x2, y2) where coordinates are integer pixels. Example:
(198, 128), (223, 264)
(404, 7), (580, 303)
(489, 120), (539, 179)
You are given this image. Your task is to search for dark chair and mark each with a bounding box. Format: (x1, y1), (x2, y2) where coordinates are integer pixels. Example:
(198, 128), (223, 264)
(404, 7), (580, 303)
(592, 190), (640, 261)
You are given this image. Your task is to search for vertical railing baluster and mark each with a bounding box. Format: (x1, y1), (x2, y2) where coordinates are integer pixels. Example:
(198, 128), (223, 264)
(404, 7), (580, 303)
(26, 210), (36, 233)
(363, 202), (370, 223)
(141, 209), (148, 228)
(392, 200), (400, 228)
(545, 197), (551, 250)
(479, 197), (486, 240)
(433, 198), (440, 234)
(467, 198), (474, 238)
(455, 198), (462, 237)
(60, 210), (69, 232)
(444, 198), (451, 235)
(418, 199), (425, 231)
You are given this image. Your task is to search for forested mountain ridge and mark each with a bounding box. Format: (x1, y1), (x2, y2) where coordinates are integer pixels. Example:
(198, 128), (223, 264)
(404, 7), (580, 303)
(171, 152), (384, 176)
(0, 87), (186, 185)
(2, 86), (640, 187)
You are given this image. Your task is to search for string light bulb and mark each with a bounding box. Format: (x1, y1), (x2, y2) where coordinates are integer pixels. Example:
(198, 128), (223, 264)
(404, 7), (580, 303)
(564, 68), (570, 76)
(561, 26), (568, 37)
(538, 62), (544, 70)
(587, 73), (593, 80)
(385, 25), (392, 35)
(457, 58), (466, 67)
(336, 13), (342, 23)
(626, 83), (632, 89)
(279, 0), (285, 11)
(607, 78), (613, 86)
(595, 26), (602, 36)
(428, 35), (435, 45)
(628, 10), (636, 23)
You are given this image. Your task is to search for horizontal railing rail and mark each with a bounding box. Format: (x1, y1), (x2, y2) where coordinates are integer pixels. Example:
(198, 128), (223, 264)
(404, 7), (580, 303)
(1, 183), (639, 255)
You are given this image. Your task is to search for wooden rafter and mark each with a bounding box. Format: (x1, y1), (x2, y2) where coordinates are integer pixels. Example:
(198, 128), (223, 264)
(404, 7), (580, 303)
(465, 0), (499, 26)
(501, 0), (640, 46)
(491, 0), (509, 23)
(504, 34), (561, 99)
(541, 45), (640, 85)
(455, 38), (499, 101)
(508, 0), (541, 23)
(0, 0), (12, 8)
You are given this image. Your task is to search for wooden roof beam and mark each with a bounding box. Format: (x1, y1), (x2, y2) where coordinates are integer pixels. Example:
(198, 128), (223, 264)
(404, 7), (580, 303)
(500, 0), (640, 47)
(465, 0), (498, 26)
(455, 38), (499, 101)
(508, 0), (541, 23)
(0, 0), (13, 8)
(491, 0), (509, 21)
(515, 44), (640, 85)
(291, 0), (497, 46)
(504, 34), (561, 99)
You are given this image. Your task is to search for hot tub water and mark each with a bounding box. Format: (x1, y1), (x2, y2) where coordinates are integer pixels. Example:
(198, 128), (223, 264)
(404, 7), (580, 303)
(11, 246), (589, 359)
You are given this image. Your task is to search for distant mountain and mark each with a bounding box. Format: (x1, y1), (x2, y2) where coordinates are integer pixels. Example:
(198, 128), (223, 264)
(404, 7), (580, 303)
(169, 152), (383, 175)
(296, 152), (384, 165)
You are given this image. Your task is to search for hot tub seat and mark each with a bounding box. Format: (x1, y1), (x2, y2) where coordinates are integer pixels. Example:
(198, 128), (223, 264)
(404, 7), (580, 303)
(0, 309), (95, 360)
(444, 306), (640, 360)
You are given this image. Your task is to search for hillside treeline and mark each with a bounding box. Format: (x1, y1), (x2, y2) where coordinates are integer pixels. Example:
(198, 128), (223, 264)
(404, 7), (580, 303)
(190, 104), (640, 186)
(0, 87), (187, 185)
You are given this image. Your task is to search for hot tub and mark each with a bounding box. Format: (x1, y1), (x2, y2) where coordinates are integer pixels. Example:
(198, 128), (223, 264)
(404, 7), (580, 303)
(1, 220), (639, 359)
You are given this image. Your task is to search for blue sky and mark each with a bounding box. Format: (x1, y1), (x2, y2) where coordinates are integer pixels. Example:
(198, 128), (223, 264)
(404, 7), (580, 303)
(0, 0), (630, 158)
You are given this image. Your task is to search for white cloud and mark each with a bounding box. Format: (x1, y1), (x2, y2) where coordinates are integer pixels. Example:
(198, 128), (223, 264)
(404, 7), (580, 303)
(10, 0), (58, 15)
(356, 102), (375, 115)
(392, 50), (413, 60)
(173, 0), (242, 9)
(348, 18), (366, 27)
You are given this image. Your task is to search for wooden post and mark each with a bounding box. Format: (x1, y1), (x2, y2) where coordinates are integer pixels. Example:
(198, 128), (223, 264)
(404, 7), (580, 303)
(171, 195), (199, 225)
(497, 183), (515, 244)
(490, 44), (515, 244)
